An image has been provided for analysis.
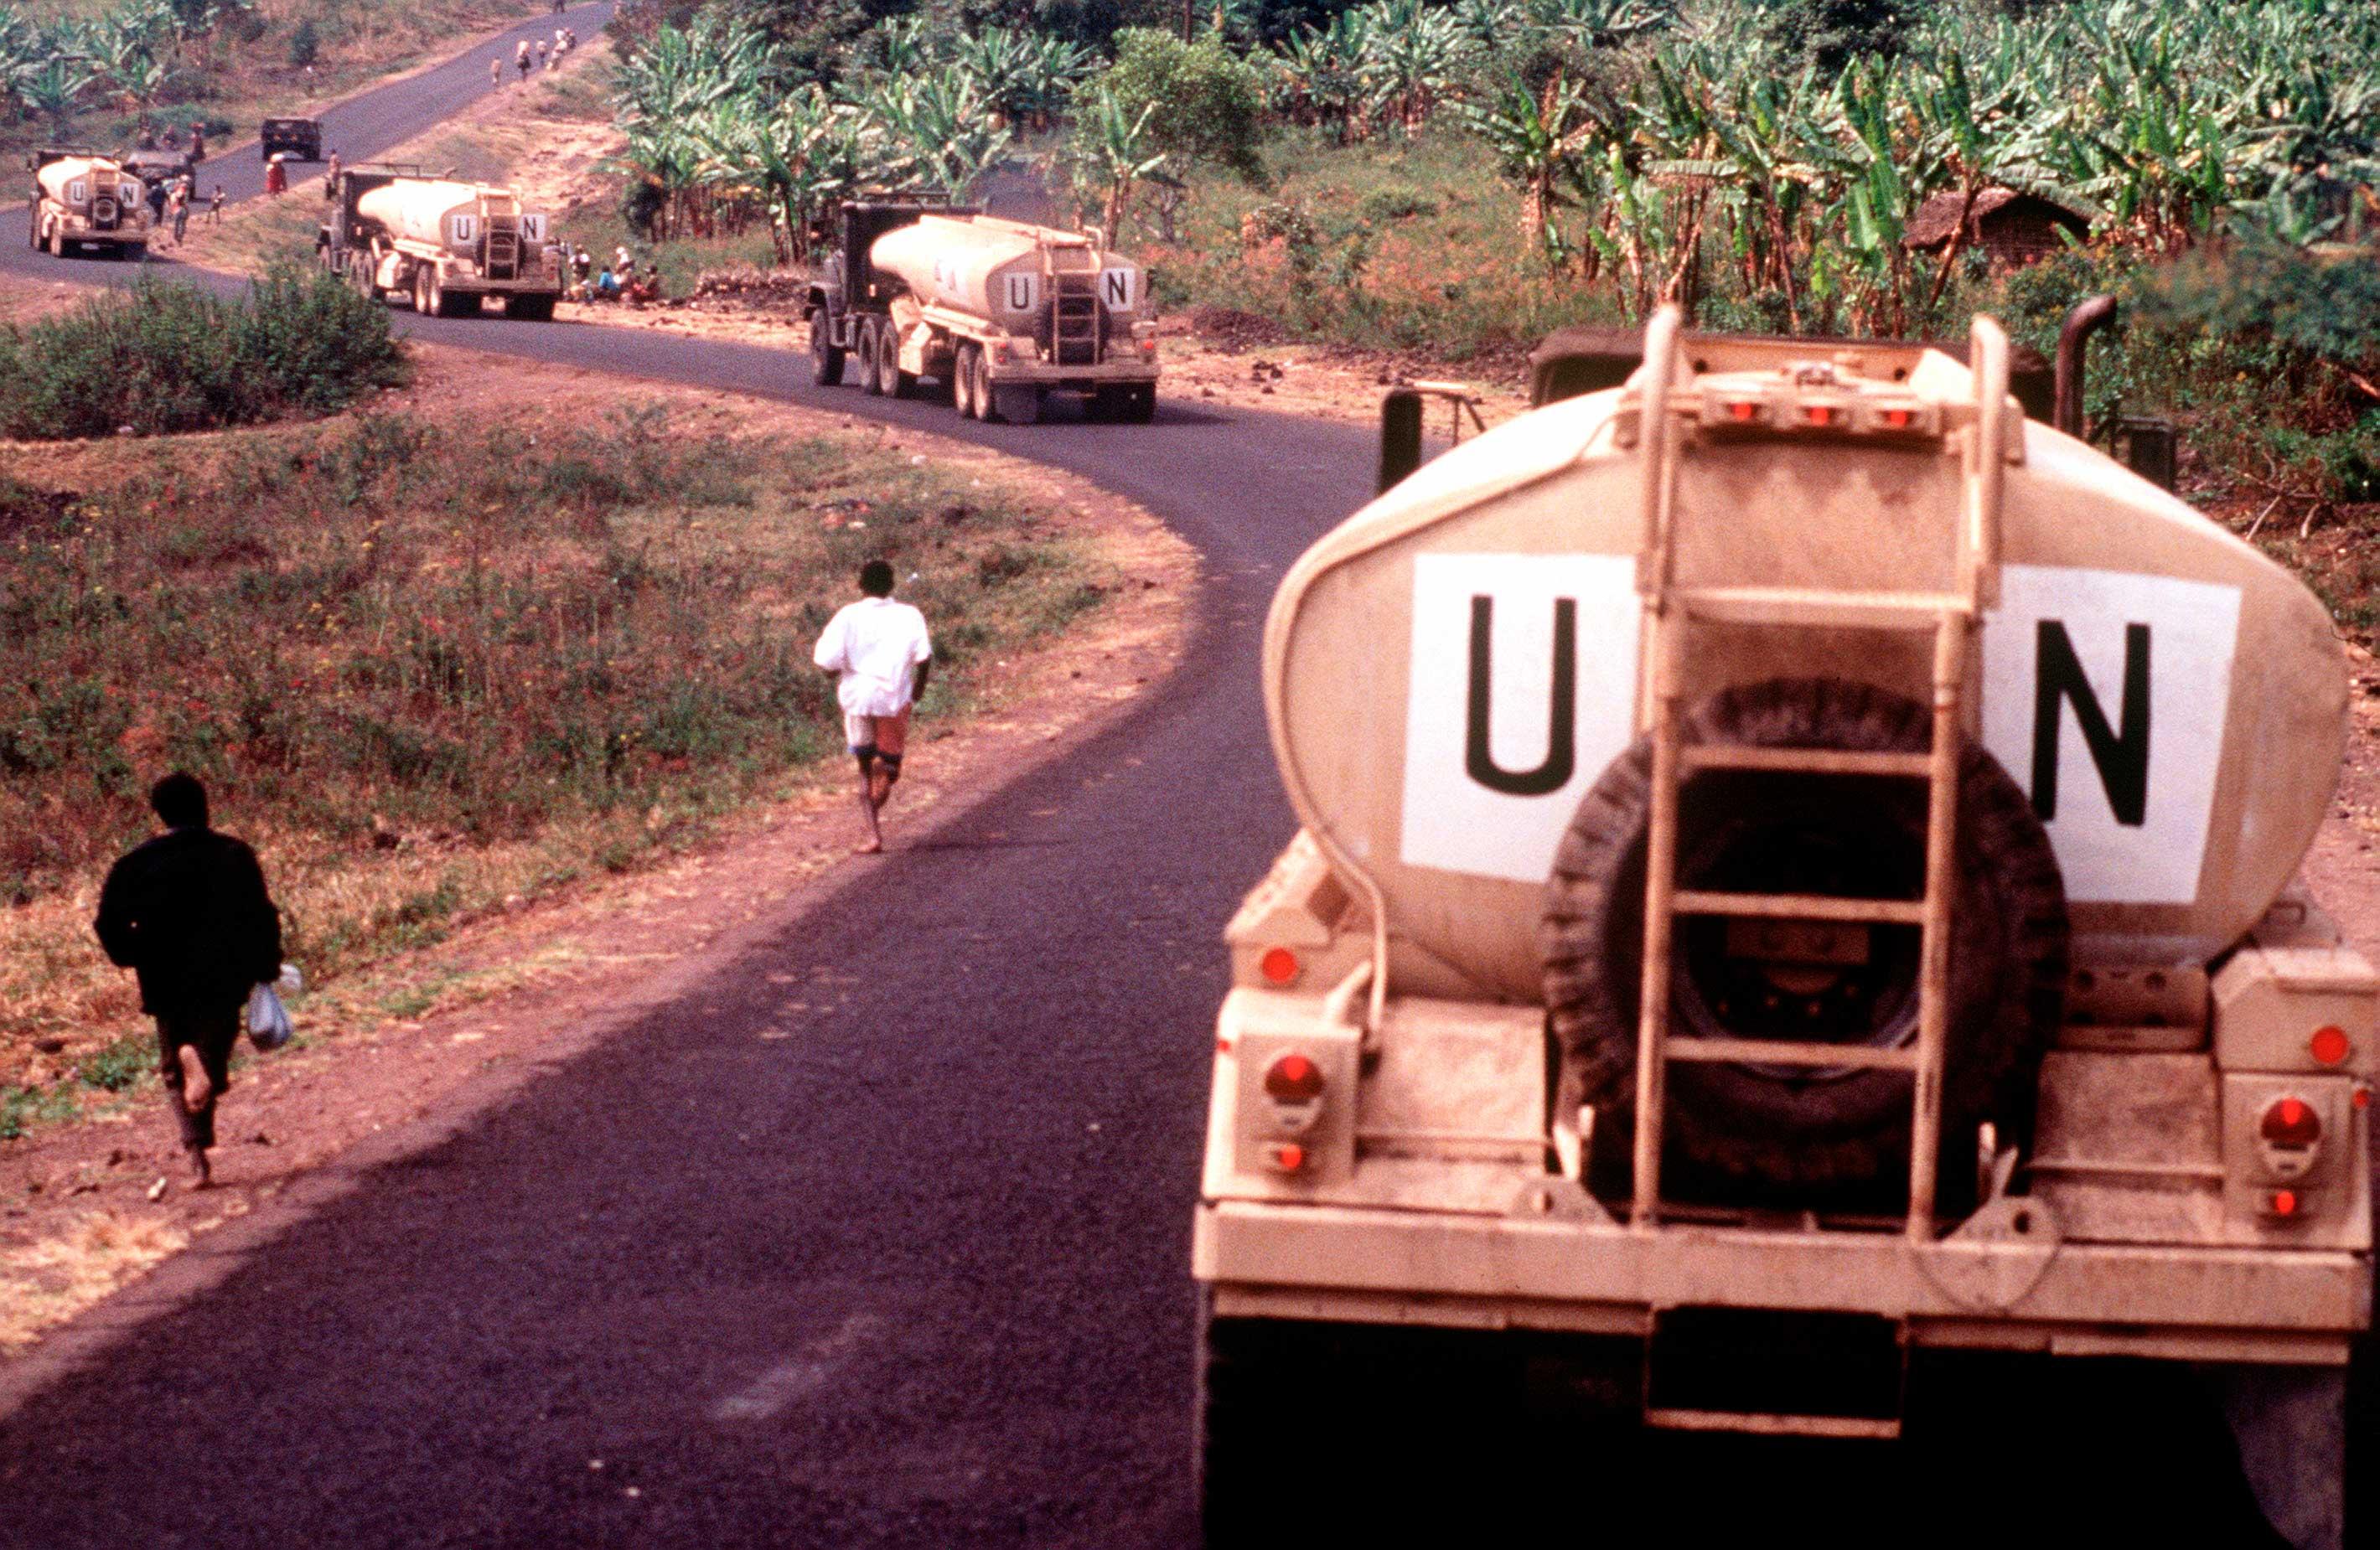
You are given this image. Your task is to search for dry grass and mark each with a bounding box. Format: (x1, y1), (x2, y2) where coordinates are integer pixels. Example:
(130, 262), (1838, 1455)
(0, 390), (1119, 1114)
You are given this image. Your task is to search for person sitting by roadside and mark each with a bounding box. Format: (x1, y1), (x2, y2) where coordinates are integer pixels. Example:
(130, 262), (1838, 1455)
(625, 264), (660, 307)
(592, 266), (621, 301)
(572, 246), (593, 286)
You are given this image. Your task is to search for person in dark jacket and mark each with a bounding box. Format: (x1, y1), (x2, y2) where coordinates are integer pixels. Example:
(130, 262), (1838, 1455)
(94, 773), (282, 1187)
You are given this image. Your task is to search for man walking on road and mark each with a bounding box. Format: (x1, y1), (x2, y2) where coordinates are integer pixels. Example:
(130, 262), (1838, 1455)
(94, 774), (282, 1188)
(815, 561), (933, 855)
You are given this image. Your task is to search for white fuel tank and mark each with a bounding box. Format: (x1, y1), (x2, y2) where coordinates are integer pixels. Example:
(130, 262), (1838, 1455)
(1265, 333), (2347, 999)
(36, 157), (139, 210)
(868, 213), (1150, 333)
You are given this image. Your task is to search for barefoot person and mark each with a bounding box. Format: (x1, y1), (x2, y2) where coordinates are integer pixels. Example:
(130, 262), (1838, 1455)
(93, 774), (282, 1188)
(814, 561), (933, 854)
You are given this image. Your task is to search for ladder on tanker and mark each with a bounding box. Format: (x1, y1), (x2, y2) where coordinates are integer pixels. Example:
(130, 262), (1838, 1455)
(1622, 309), (2014, 1243)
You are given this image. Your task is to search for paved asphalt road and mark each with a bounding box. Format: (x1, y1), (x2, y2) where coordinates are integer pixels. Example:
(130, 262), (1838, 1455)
(0, 11), (2351, 1547)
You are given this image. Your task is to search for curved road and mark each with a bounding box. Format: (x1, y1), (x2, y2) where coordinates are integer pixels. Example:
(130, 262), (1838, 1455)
(0, 11), (2344, 1548)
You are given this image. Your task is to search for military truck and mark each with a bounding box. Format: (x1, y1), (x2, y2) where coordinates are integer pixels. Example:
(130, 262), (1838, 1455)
(317, 164), (562, 319)
(1193, 307), (2372, 1547)
(804, 201), (1159, 424)
(25, 148), (147, 258)
(259, 118), (322, 164)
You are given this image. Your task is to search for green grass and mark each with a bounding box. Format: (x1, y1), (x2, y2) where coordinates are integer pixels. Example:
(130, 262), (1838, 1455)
(1147, 126), (1624, 363)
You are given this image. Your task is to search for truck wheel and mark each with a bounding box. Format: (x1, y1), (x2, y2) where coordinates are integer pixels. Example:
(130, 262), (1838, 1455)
(952, 344), (980, 419)
(411, 266), (432, 313)
(874, 320), (913, 399)
(1541, 676), (2068, 1199)
(49, 224), (65, 257)
(809, 313), (846, 387)
(433, 277), (474, 318)
(349, 256), (375, 300)
(504, 293), (556, 321)
(970, 354), (996, 422)
(856, 319), (884, 396)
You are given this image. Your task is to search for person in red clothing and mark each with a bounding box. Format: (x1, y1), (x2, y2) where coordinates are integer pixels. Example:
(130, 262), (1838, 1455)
(94, 774), (282, 1188)
(264, 154), (287, 197)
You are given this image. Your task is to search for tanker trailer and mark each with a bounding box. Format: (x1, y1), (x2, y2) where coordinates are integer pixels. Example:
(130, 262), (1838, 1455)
(26, 148), (147, 258)
(1193, 307), (2372, 1547)
(317, 165), (561, 320)
(805, 202), (1159, 424)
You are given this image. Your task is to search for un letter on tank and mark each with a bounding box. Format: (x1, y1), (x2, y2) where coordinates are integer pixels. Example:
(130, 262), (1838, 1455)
(1980, 565), (2240, 904)
(1400, 554), (1638, 881)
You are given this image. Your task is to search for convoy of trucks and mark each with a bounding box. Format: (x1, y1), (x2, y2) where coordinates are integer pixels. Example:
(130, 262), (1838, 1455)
(805, 201), (1159, 424)
(24, 148), (147, 258)
(1193, 306), (2372, 1548)
(318, 163), (562, 319)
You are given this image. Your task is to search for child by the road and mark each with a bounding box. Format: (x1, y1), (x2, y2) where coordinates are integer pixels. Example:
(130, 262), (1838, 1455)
(814, 561), (933, 855)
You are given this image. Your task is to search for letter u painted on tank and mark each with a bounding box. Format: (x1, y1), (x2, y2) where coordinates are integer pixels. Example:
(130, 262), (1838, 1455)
(1005, 273), (1037, 311)
(1401, 554), (1638, 882)
(1465, 597), (1575, 795)
(1980, 565), (2240, 904)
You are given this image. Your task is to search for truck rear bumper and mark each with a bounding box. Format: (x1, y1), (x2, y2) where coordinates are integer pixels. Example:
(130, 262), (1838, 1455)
(1194, 1198), (2368, 1364)
(984, 360), (1158, 390)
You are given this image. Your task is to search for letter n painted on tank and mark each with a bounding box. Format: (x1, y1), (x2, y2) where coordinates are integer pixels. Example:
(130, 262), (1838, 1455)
(1465, 596), (1575, 795)
(2031, 621), (2149, 824)
(1103, 268), (1132, 307)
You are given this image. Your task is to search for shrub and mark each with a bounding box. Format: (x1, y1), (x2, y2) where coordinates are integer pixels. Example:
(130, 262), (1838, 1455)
(1094, 28), (1265, 180)
(0, 263), (405, 441)
(289, 17), (321, 68)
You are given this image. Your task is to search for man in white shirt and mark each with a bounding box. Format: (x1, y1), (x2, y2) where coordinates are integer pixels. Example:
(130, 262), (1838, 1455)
(814, 560), (933, 854)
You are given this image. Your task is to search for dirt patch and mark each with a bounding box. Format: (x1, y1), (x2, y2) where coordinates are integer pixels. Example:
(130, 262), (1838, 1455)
(0, 340), (1196, 1353)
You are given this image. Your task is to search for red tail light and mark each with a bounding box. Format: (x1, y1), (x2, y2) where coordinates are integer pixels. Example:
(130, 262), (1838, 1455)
(2269, 1189), (2301, 1218)
(2261, 1096), (2321, 1149)
(2310, 1026), (2352, 1066)
(1265, 1053), (1324, 1103)
(1259, 947), (1300, 986)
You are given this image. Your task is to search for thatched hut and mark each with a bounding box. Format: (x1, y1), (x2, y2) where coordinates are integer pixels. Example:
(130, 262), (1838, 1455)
(1905, 188), (2093, 266)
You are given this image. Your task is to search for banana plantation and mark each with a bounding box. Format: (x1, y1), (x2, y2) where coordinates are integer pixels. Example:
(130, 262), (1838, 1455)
(615, 0), (2377, 332)
(0, 0), (246, 128)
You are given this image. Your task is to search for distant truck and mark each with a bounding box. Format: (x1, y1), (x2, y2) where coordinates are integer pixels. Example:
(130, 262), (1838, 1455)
(804, 201), (1159, 424)
(25, 148), (147, 258)
(1193, 307), (2372, 1547)
(260, 118), (322, 163)
(318, 164), (561, 319)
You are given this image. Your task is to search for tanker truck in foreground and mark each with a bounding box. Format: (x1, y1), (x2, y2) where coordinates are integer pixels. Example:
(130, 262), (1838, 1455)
(317, 164), (561, 320)
(804, 201), (1159, 424)
(1194, 307), (2372, 1547)
(25, 148), (147, 258)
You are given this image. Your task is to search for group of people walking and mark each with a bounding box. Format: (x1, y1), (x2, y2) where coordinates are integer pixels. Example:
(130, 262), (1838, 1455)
(143, 169), (219, 245)
(494, 26), (575, 85)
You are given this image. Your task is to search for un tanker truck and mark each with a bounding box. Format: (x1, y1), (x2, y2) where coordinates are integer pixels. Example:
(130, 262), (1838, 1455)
(25, 148), (147, 258)
(805, 201), (1159, 424)
(1193, 306), (2373, 1547)
(317, 163), (561, 320)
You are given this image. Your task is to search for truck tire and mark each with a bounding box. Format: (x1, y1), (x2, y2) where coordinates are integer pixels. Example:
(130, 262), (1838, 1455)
(809, 313), (846, 387)
(49, 223), (65, 257)
(1540, 676), (2068, 1198)
(411, 266), (432, 313)
(504, 293), (556, 321)
(952, 344), (980, 419)
(432, 276), (475, 318)
(874, 320), (913, 399)
(856, 318), (884, 396)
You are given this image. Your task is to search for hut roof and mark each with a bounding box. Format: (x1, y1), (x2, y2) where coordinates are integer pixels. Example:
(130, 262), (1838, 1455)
(1904, 186), (2093, 250)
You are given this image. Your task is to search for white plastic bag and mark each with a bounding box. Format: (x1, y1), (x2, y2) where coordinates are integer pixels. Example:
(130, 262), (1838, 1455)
(246, 964), (298, 1052)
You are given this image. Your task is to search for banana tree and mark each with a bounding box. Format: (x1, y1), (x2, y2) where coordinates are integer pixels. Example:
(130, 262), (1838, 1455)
(1067, 85), (1169, 237)
(1453, 75), (1594, 266)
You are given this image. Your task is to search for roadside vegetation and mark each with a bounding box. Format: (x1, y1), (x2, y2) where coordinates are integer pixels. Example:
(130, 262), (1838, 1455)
(0, 398), (1118, 1132)
(0, 0), (556, 158)
(594, 0), (2379, 525)
(0, 264), (404, 438)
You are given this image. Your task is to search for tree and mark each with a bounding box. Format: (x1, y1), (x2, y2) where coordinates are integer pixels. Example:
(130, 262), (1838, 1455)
(287, 16), (318, 68)
(1066, 85), (1169, 235)
(1093, 27), (1264, 178)
(1454, 75), (1593, 265)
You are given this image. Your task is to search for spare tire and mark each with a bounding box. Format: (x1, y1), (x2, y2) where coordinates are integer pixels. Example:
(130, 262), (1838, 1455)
(1540, 678), (2068, 1198)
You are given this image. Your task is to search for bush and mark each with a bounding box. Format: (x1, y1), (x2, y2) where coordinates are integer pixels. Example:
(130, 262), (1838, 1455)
(1094, 28), (1265, 180)
(288, 17), (320, 68)
(0, 263), (405, 441)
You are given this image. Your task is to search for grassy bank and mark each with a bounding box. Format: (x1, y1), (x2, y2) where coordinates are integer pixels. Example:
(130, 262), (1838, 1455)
(0, 266), (404, 439)
(0, 396), (1117, 1125)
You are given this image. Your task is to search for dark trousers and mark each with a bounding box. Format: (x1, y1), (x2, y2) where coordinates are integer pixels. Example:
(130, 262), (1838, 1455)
(157, 1008), (239, 1150)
